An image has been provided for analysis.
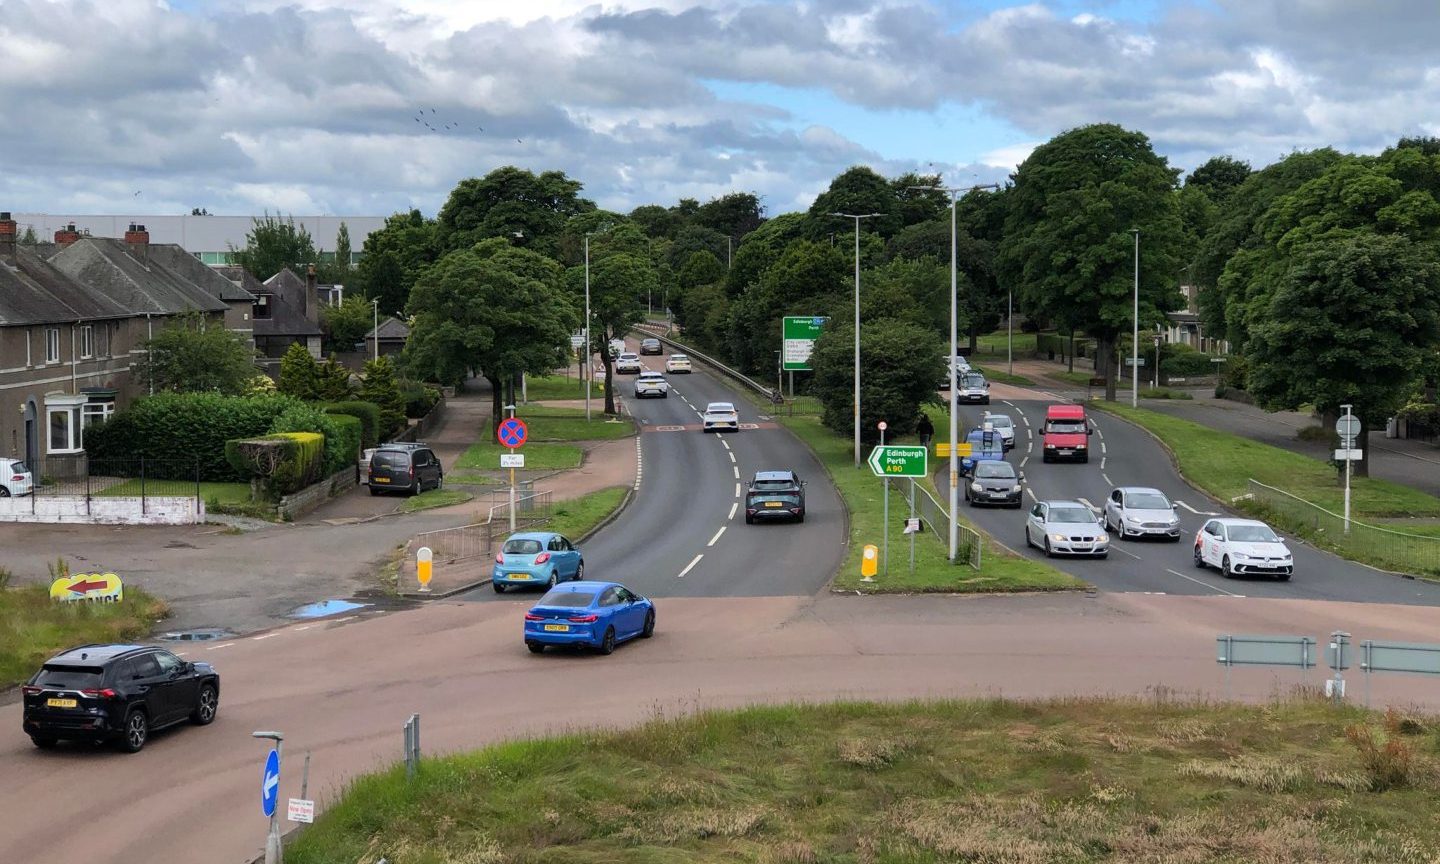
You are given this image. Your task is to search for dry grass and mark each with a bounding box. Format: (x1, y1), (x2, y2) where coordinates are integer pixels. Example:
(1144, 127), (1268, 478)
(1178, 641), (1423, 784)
(287, 698), (1440, 864)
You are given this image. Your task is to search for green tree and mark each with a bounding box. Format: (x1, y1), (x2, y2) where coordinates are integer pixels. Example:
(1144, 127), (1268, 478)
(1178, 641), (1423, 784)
(695, 192), (766, 241)
(139, 311), (257, 395)
(725, 240), (848, 374)
(359, 356), (406, 438)
(678, 250), (725, 290)
(320, 295), (374, 354)
(353, 209), (438, 318)
(1186, 156), (1253, 205)
(998, 123), (1185, 400)
(810, 317), (943, 444)
(436, 166), (594, 258)
(587, 253), (654, 414)
(1247, 232), (1440, 477)
(665, 223), (729, 272)
(229, 213), (318, 281)
(314, 355), (353, 402)
(808, 166), (901, 239)
(329, 221), (352, 283)
(629, 204), (680, 239)
(725, 212), (809, 298)
(890, 172), (947, 227)
(17, 225), (38, 245)
(277, 343), (321, 400)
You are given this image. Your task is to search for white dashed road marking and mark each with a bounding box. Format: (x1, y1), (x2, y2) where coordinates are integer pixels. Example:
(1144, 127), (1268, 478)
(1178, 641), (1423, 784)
(1176, 500), (1216, 515)
(678, 554), (703, 578)
(733, 465), (740, 479)
(1025, 487), (1038, 502)
(252, 633), (278, 641)
(293, 625), (312, 632)
(707, 526), (726, 547)
(1100, 457), (1106, 470)
(208, 643), (235, 651)
(1020, 456), (1029, 468)
(1102, 473), (1113, 485)
(728, 451), (736, 463)
(734, 482), (741, 497)
(1109, 544), (1142, 560)
(1078, 497), (1096, 510)
(1021, 415), (1030, 426)
(728, 502), (738, 520)
(1166, 567), (1244, 598)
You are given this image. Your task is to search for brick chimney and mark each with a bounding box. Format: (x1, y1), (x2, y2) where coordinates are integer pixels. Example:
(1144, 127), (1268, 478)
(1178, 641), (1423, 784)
(54, 222), (81, 246)
(0, 212), (15, 264)
(124, 222), (150, 261)
(304, 263), (319, 323)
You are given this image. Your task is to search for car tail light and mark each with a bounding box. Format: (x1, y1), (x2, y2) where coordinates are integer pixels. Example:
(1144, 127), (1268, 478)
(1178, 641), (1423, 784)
(534, 552), (551, 564)
(568, 614), (598, 623)
(21, 685), (41, 695)
(81, 688), (118, 699)
(495, 553), (504, 564)
(791, 508), (802, 514)
(524, 613), (544, 622)
(10, 475), (22, 482)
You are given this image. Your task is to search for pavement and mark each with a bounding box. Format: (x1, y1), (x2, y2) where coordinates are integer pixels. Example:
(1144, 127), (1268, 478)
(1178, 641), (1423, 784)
(6, 589), (1440, 864)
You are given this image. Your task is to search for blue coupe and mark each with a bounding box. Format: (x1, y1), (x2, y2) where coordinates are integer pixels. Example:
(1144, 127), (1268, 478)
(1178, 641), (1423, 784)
(493, 531), (584, 593)
(524, 581), (655, 655)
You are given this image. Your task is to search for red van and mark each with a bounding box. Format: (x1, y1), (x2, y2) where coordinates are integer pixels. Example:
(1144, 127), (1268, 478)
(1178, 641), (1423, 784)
(1042, 404), (1092, 463)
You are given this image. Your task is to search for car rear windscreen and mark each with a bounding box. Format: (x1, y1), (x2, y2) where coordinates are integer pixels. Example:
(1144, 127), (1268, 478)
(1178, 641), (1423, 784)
(537, 590), (596, 607)
(750, 493), (800, 505)
(372, 451), (409, 467)
(503, 539), (543, 554)
(35, 666), (104, 689)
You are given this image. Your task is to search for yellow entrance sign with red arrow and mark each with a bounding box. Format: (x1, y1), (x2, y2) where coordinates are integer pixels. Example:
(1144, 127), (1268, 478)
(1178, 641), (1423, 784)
(50, 572), (124, 603)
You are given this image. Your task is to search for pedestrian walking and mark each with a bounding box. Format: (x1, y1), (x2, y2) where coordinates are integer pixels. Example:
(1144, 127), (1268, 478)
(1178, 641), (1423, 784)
(916, 413), (935, 450)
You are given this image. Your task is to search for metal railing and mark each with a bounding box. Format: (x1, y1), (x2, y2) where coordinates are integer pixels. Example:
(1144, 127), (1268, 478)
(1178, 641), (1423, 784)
(633, 328), (779, 403)
(1246, 479), (1440, 577)
(405, 490), (554, 570)
(913, 481), (983, 569)
(12, 456), (203, 514)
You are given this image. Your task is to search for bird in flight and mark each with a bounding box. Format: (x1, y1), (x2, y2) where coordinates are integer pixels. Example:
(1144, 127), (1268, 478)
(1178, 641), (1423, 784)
(516, 138), (523, 143)
(133, 191), (142, 197)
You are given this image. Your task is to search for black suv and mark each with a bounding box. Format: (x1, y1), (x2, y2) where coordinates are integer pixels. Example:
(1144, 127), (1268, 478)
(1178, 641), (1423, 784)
(744, 470), (806, 524)
(21, 644), (220, 752)
(368, 442), (444, 496)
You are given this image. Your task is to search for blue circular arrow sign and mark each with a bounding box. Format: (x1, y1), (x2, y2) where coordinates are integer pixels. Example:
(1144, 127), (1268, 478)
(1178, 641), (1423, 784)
(497, 417), (528, 448)
(261, 748), (281, 818)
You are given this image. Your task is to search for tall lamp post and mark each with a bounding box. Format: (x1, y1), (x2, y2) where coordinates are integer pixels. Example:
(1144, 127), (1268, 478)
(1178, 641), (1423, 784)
(1130, 228), (1140, 408)
(370, 298), (379, 362)
(829, 212), (880, 468)
(584, 233), (595, 422)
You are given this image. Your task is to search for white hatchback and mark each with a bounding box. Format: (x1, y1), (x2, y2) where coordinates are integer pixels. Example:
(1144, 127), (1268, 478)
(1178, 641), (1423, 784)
(1194, 518), (1293, 579)
(982, 412), (1015, 450)
(0, 457), (34, 497)
(702, 402), (739, 433)
(665, 354), (692, 374)
(633, 371), (669, 399)
(614, 352), (643, 374)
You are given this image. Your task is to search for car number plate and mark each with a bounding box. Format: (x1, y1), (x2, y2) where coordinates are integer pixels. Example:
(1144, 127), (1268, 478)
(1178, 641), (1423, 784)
(46, 698), (77, 708)
(543, 624), (569, 632)
(764, 501), (784, 508)
(373, 477), (390, 483)
(509, 573), (530, 580)
(1058, 450), (1072, 456)
(989, 491), (1008, 497)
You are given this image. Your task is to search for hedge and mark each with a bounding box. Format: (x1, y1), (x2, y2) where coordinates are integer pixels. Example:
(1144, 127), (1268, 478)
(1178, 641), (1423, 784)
(225, 435), (300, 499)
(86, 393), (305, 481)
(1160, 344), (1222, 378)
(325, 414), (362, 475)
(399, 381), (442, 419)
(323, 401), (383, 449)
(269, 403), (350, 477)
(274, 432), (325, 492)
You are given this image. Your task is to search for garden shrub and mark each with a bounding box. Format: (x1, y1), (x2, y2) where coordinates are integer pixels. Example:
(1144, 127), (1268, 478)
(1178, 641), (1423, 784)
(1160, 343), (1222, 378)
(325, 414), (362, 475)
(322, 401), (382, 449)
(399, 381), (442, 419)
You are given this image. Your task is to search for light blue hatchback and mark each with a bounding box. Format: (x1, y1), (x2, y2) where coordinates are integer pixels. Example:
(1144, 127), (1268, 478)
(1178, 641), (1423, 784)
(493, 531), (585, 593)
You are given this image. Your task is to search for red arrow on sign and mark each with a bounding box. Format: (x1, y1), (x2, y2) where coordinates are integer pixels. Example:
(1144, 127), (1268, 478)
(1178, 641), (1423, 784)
(67, 578), (109, 593)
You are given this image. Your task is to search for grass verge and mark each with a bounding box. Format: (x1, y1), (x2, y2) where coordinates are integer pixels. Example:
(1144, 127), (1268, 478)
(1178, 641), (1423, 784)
(457, 442), (583, 472)
(973, 364), (1035, 386)
(972, 329), (1038, 357)
(444, 471), (503, 486)
(546, 487), (629, 540)
(511, 405), (636, 442)
(780, 413), (1081, 593)
(286, 697), (1440, 864)
(398, 489), (473, 513)
(1090, 402), (1440, 518)
(0, 582), (168, 688)
(522, 373), (593, 401)
(91, 480), (252, 504)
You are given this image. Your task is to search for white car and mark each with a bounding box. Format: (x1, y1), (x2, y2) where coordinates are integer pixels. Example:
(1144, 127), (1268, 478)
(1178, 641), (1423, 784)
(614, 352), (643, 374)
(665, 353), (692, 374)
(957, 371), (990, 405)
(982, 412), (1015, 450)
(1103, 486), (1181, 541)
(1194, 518), (1293, 580)
(702, 402), (739, 433)
(1023, 500), (1108, 558)
(0, 457), (33, 497)
(633, 371), (669, 399)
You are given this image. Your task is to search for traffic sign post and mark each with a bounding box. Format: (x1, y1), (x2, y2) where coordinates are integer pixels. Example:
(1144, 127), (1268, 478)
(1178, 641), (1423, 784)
(866, 445), (929, 477)
(252, 731), (284, 864)
(879, 423), (888, 577)
(498, 415), (528, 533)
(1337, 406), (1361, 535)
(782, 316), (827, 371)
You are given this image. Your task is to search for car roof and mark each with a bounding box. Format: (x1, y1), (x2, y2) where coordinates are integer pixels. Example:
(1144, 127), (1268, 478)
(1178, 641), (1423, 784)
(534, 580), (621, 598)
(707, 402), (735, 410)
(669, 353), (688, 358)
(48, 643), (150, 664)
(619, 352), (638, 357)
(505, 531), (558, 541)
(375, 442), (429, 451)
(1212, 518), (1267, 527)
(639, 370), (664, 376)
(754, 470), (796, 481)
(641, 337), (660, 343)
(1047, 404), (1086, 418)
(984, 413), (1013, 423)
(1040, 500), (1093, 511)
(1116, 486), (1165, 495)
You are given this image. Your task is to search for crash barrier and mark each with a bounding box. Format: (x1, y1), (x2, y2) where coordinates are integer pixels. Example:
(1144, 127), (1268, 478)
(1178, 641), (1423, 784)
(1217, 631), (1440, 706)
(912, 481), (982, 570)
(633, 328), (780, 404)
(1247, 479), (1440, 577)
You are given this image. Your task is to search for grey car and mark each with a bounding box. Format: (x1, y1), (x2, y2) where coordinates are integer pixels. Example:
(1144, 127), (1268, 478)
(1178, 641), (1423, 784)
(964, 460), (1023, 508)
(1023, 500), (1109, 558)
(1103, 486), (1182, 541)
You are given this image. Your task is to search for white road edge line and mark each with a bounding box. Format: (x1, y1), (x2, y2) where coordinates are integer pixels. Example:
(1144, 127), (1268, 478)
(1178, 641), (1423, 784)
(707, 526), (726, 546)
(728, 451), (736, 463)
(1100, 456), (1106, 469)
(1109, 544), (1142, 560)
(1100, 442), (1107, 454)
(207, 643), (235, 651)
(331, 616), (357, 624)
(1019, 456), (1029, 467)
(1165, 567), (1244, 598)
(1025, 487), (1038, 502)
(728, 502), (738, 520)
(1022, 415), (1030, 426)
(678, 554), (703, 578)
(1078, 497), (1096, 510)
(252, 633), (278, 641)
(293, 625), (312, 631)
(1176, 500), (1207, 515)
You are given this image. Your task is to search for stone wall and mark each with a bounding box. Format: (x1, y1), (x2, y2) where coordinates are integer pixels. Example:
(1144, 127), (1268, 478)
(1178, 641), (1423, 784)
(0, 495), (202, 525)
(276, 466), (358, 521)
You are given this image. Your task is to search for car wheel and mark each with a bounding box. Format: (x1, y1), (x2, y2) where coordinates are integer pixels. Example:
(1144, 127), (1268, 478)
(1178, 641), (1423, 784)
(120, 709), (148, 753)
(435, 474), (444, 491)
(493, 582), (506, 594)
(30, 736), (56, 749)
(1081, 454), (1089, 463)
(1043, 538), (1054, 558)
(527, 642), (545, 654)
(410, 481), (420, 496)
(0, 487), (10, 498)
(598, 627), (616, 655)
(745, 513), (753, 524)
(547, 571), (558, 589)
(1221, 555), (1233, 579)
(1193, 545), (1206, 569)
(641, 609), (656, 638)
(574, 562), (585, 582)
(191, 684), (219, 725)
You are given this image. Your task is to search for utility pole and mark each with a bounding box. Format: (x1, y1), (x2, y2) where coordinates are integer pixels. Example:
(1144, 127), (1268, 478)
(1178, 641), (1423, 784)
(1130, 228), (1140, 408)
(829, 212), (880, 469)
(584, 234), (593, 422)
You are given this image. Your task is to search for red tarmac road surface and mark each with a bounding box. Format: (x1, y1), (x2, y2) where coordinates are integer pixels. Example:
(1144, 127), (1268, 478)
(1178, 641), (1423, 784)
(6, 591), (1440, 863)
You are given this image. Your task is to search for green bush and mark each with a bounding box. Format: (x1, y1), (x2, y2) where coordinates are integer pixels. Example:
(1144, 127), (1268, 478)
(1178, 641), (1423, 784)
(325, 414), (362, 474)
(86, 393), (305, 481)
(322, 401), (382, 449)
(269, 403), (350, 477)
(400, 381), (442, 419)
(1160, 344), (1221, 378)
(273, 431), (325, 491)
(360, 357), (406, 436)
(1219, 353), (1248, 391)
(1397, 403), (1440, 437)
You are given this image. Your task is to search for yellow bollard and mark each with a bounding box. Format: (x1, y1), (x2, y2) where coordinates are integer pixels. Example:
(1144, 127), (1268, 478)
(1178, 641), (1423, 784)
(417, 546), (433, 593)
(861, 544), (878, 582)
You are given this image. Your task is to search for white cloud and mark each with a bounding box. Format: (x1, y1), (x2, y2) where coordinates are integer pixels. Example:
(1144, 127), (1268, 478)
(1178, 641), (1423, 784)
(979, 142), (1040, 170)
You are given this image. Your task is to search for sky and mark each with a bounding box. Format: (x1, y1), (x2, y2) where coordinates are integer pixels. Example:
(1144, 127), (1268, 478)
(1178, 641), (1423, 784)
(2, 0), (1437, 220)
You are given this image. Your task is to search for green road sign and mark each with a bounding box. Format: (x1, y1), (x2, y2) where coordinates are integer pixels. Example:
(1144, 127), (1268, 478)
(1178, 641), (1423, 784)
(867, 445), (928, 478)
(782, 316), (828, 371)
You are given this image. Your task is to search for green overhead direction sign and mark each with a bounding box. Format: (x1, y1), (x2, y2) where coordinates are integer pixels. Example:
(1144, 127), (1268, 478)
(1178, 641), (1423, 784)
(868, 445), (928, 478)
(782, 316), (828, 371)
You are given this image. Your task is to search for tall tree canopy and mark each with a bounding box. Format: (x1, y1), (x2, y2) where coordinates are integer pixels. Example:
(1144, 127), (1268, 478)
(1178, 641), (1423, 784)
(808, 166), (901, 239)
(353, 209), (438, 318)
(230, 213), (318, 281)
(436, 166), (595, 258)
(568, 253), (654, 414)
(140, 312), (257, 395)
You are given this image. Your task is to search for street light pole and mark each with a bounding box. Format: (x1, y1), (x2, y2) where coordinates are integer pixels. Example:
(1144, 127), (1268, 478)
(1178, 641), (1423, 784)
(830, 212), (880, 469)
(584, 234), (592, 422)
(1130, 228), (1140, 408)
(371, 299), (379, 362)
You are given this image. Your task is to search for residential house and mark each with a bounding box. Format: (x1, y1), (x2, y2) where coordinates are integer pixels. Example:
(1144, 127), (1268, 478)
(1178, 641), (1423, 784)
(246, 265), (324, 364)
(364, 317), (410, 359)
(1165, 283), (1230, 355)
(0, 213), (254, 472)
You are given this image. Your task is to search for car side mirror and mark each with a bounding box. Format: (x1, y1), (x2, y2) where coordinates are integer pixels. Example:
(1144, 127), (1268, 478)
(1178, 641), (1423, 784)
(1018, 471), (1026, 481)
(1171, 503), (1178, 510)
(1087, 428), (1094, 435)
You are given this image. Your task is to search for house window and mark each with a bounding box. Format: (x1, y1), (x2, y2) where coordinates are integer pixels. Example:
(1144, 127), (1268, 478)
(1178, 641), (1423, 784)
(82, 401), (114, 427)
(96, 324), (110, 358)
(79, 325), (94, 359)
(254, 294), (272, 320)
(46, 408), (81, 453)
(45, 328), (60, 364)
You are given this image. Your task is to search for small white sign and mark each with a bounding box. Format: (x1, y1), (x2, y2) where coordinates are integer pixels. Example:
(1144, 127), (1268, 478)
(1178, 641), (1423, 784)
(500, 453), (525, 468)
(1334, 449), (1363, 461)
(287, 798), (314, 824)
(570, 335), (585, 348)
(903, 517), (921, 534)
(1124, 357), (1146, 366)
